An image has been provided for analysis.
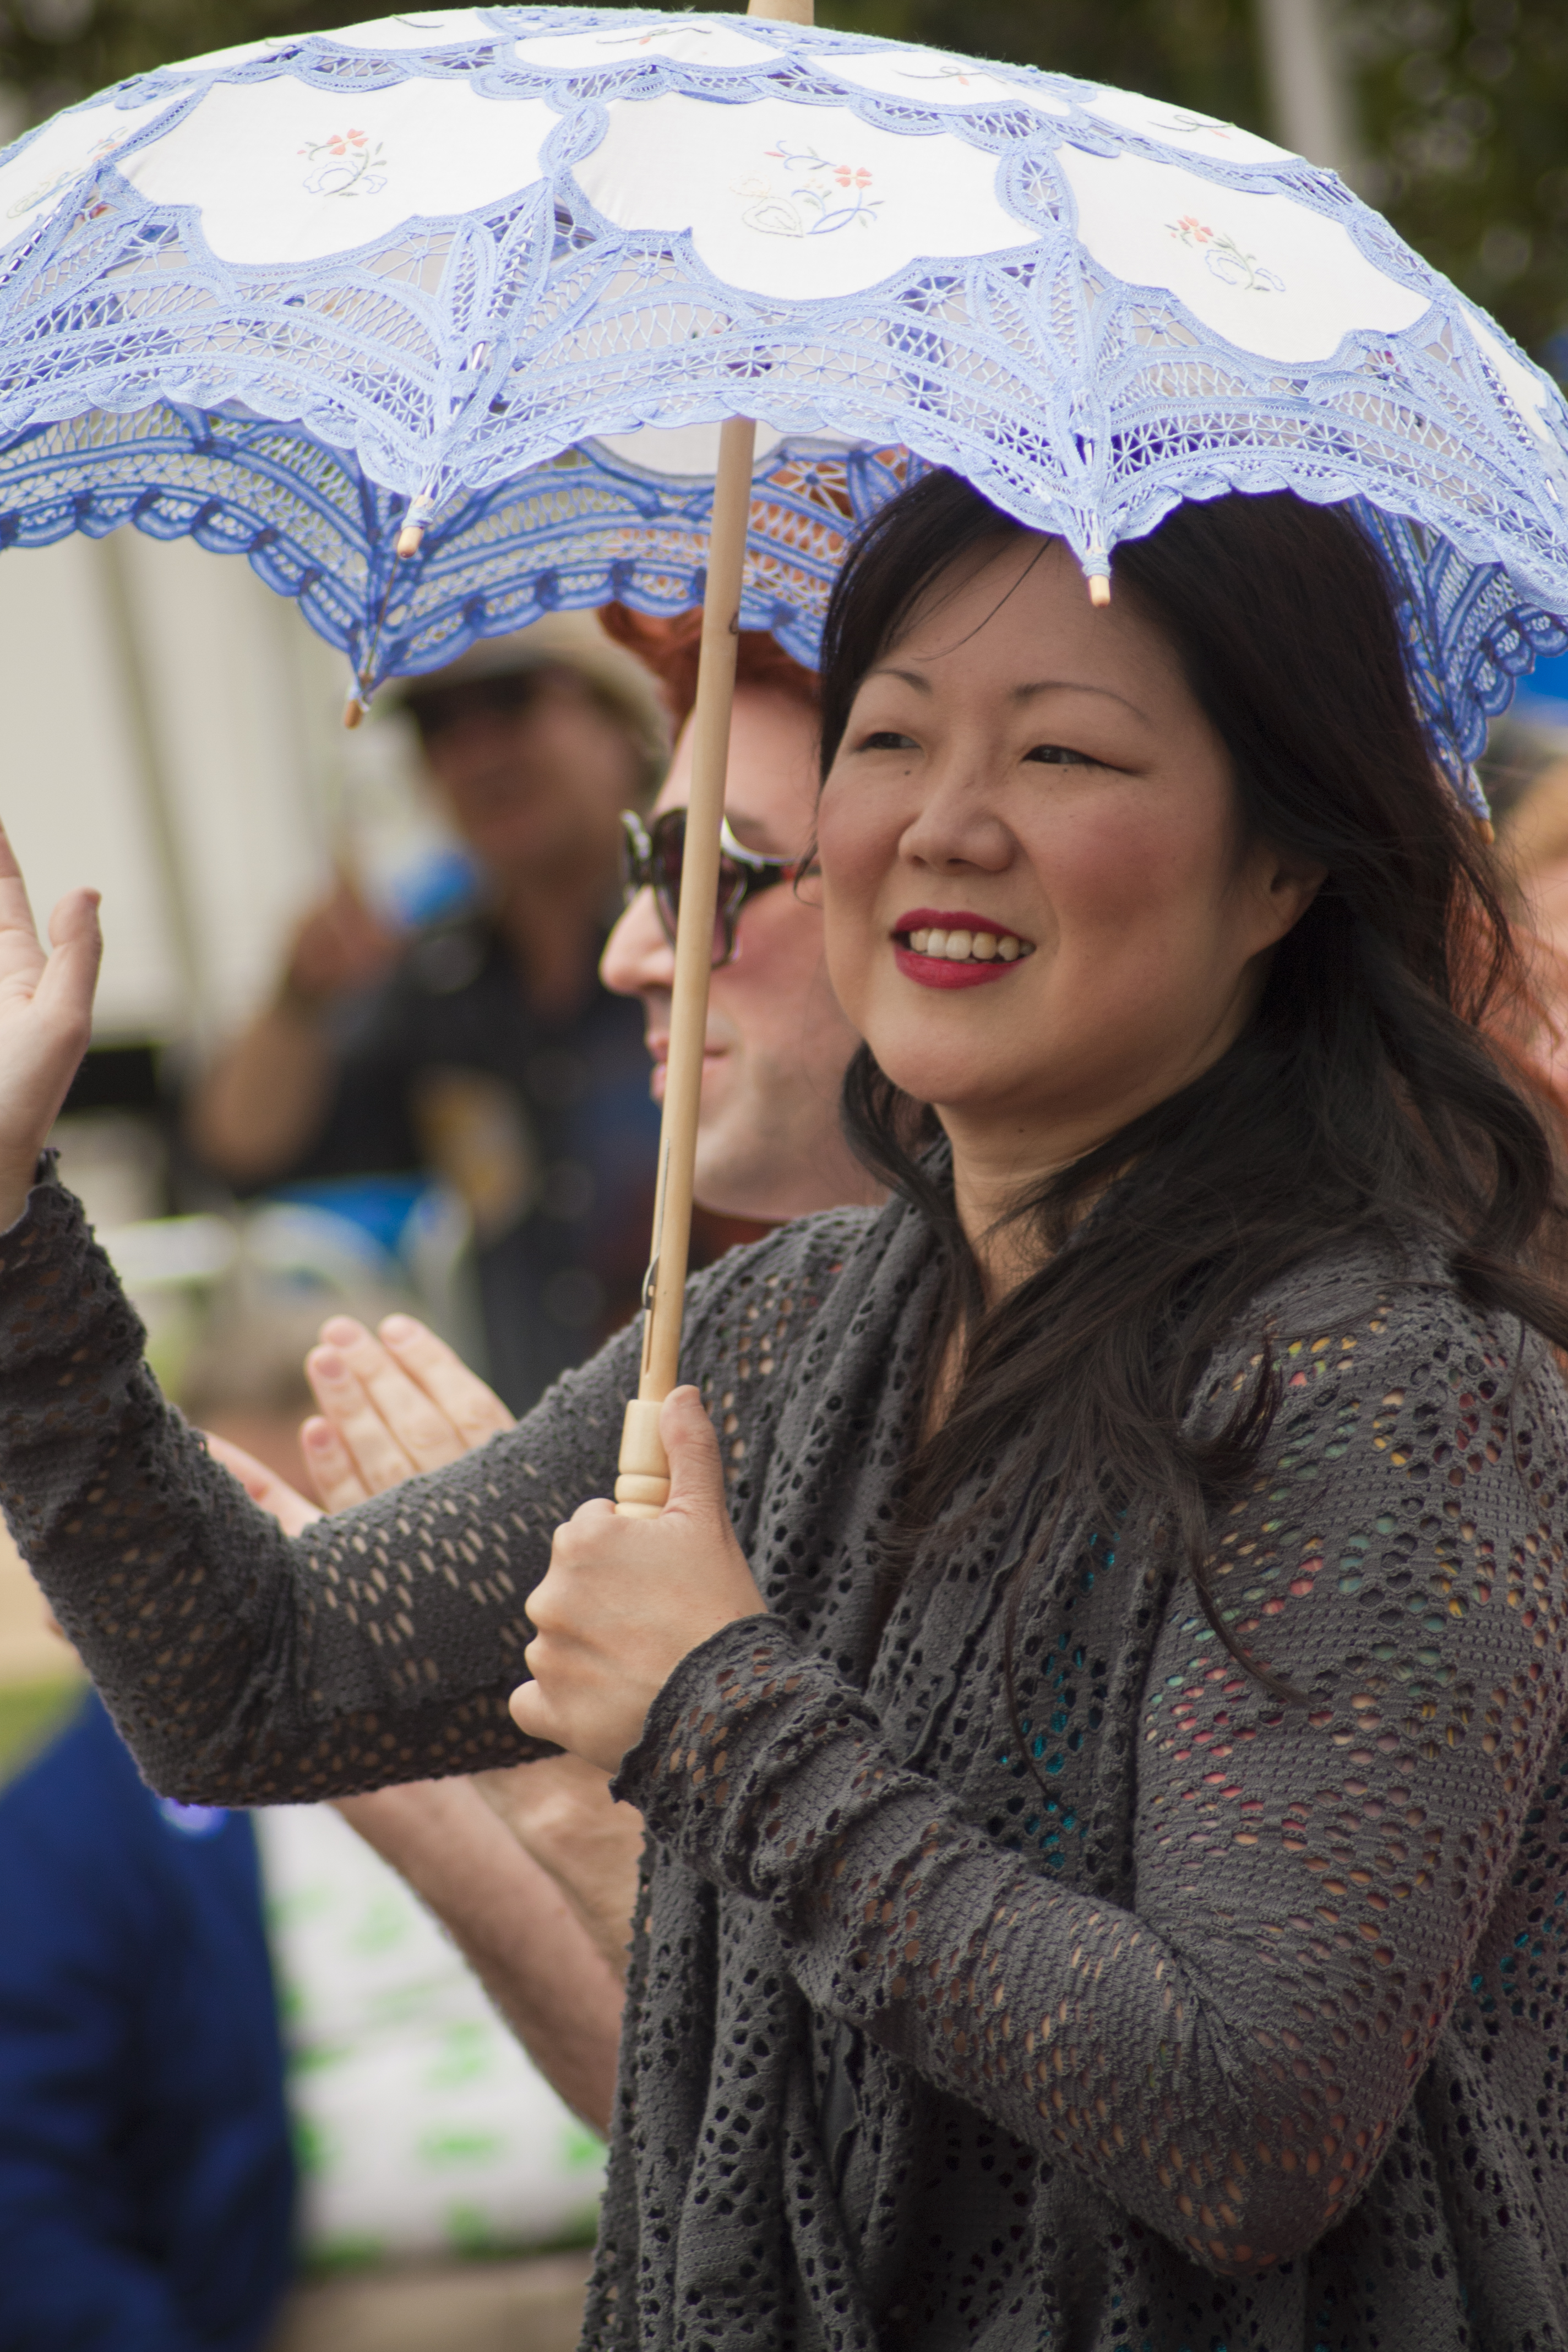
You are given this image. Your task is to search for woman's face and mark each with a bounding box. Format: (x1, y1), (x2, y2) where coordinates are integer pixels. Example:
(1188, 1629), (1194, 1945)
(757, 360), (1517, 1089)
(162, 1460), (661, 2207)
(818, 533), (1320, 1180)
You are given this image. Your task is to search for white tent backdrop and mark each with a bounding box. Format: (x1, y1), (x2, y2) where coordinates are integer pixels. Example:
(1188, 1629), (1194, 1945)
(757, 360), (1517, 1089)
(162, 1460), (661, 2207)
(0, 529), (410, 1047)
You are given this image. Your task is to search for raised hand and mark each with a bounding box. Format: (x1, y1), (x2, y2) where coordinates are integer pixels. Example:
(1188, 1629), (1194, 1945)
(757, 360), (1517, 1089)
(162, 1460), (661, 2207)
(0, 826), (101, 1228)
(282, 874), (399, 1008)
(300, 1312), (515, 1509)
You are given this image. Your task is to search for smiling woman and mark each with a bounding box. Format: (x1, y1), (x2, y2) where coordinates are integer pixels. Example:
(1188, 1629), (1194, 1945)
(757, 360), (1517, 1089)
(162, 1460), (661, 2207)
(817, 470), (1568, 1667)
(0, 476), (1566, 2352)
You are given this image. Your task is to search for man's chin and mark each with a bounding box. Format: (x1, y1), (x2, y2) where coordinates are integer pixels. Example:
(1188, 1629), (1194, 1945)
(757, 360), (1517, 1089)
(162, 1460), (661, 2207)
(650, 1050), (728, 1109)
(692, 1108), (791, 1224)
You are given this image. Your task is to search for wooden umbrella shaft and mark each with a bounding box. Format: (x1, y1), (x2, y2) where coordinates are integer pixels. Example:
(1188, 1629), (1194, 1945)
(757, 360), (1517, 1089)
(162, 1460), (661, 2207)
(614, 413), (758, 1515)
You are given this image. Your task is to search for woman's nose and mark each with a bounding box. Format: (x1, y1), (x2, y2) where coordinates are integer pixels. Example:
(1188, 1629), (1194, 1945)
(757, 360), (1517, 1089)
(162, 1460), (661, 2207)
(600, 886), (674, 998)
(897, 760), (1014, 874)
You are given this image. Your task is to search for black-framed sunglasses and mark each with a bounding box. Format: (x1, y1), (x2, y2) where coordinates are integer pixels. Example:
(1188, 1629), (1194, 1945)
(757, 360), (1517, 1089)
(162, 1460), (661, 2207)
(619, 808), (802, 970)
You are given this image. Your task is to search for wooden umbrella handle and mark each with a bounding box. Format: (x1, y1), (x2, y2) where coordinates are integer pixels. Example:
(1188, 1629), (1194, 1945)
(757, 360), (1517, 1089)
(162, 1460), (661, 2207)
(613, 413), (759, 1515)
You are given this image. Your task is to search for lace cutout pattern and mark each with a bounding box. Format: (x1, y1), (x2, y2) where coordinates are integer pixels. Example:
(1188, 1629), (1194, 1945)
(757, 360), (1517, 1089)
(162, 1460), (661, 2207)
(0, 10), (1562, 789)
(618, 1244), (1568, 2347)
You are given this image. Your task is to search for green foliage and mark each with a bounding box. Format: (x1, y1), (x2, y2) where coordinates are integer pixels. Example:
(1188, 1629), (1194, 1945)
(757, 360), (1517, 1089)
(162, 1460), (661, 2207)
(0, 1675), (81, 1783)
(1345, 1), (1568, 367)
(0, 0), (1560, 361)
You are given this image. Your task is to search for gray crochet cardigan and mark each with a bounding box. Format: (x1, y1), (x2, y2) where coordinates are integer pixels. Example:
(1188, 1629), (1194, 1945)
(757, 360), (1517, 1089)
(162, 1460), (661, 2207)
(2, 1167), (1567, 2352)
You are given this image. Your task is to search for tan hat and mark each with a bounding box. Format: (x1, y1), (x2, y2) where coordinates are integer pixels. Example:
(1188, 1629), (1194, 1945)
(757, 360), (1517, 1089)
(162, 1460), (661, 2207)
(390, 611), (670, 779)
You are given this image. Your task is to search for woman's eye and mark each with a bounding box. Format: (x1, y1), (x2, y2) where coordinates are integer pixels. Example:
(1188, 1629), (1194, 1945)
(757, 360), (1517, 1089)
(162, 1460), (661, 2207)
(1023, 743), (1096, 767)
(857, 729), (918, 753)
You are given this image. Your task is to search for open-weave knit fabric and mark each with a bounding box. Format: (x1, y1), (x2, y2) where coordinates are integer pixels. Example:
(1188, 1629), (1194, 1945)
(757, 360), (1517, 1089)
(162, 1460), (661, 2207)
(2, 1172), (1567, 2350)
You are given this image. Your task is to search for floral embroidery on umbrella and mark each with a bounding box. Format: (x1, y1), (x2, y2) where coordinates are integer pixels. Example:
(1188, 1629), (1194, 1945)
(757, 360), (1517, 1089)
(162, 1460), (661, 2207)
(892, 63), (986, 90)
(299, 129), (389, 201)
(733, 145), (881, 241)
(598, 23), (722, 43)
(1167, 214), (1284, 294)
(8, 132), (128, 221)
(1148, 110), (1245, 144)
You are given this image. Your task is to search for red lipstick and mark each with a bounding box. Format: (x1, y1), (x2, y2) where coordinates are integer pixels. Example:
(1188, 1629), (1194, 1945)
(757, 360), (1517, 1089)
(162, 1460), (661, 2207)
(891, 909), (1032, 992)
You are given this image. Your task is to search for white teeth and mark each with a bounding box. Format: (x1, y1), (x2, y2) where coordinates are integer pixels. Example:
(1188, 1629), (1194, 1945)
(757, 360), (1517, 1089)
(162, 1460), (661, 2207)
(903, 923), (1031, 961)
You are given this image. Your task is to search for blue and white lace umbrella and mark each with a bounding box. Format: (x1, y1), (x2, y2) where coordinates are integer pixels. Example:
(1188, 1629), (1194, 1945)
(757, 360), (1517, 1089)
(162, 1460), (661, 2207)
(0, 7), (1565, 808)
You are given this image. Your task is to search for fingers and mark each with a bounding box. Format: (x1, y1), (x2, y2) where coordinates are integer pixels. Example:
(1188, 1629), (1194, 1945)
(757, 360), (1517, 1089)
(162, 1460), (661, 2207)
(319, 1314), (474, 1468)
(306, 1315), (469, 1489)
(377, 1315), (515, 1445)
(0, 821), (39, 934)
(300, 1415), (372, 1512)
(300, 1314), (507, 1509)
(659, 1384), (725, 1516)
(510, 1674), (558, 1749)
(28, 892), (100, 1077)
(305, 1327), (423, 1493)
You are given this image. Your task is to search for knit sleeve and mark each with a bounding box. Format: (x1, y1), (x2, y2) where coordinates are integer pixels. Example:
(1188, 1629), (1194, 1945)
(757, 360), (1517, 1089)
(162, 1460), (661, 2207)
(0, 1174), (856, 1807)
(0, 1173), (632, 1803)
(618, 1276), (1568, 2278)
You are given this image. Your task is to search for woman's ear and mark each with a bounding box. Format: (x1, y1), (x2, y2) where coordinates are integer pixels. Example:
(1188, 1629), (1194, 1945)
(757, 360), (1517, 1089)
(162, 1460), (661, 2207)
(1247, 840), (1327, 949)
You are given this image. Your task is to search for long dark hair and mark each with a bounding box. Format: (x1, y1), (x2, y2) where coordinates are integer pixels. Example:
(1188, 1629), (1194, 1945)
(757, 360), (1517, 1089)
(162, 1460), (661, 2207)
(821, 470), (1568, 1685)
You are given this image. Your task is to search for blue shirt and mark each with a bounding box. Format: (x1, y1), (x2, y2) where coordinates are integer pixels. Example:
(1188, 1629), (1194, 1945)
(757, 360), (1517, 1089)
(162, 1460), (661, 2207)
(0, 1692), (293, 2351)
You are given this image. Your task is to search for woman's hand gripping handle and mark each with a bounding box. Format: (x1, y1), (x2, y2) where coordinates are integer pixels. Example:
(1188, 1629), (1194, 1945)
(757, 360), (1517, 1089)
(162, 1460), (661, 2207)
(513, 1386), (766, 1774)
(0, 825), (101, 1229)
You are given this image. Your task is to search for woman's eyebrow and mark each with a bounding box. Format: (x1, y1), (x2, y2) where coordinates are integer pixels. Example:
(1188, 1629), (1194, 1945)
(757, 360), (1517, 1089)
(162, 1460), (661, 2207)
(1010, 678), (1148, 721)
(867, 663), (1148, 723)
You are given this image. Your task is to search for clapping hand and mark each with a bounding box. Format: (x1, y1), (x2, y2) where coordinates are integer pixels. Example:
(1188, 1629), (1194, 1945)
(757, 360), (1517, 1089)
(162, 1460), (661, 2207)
(300, 1312), (515, 1506)
(201, 1311), (512, 1528)
(208, 1311), (647, 1973)
(0, 826), (101, 1228)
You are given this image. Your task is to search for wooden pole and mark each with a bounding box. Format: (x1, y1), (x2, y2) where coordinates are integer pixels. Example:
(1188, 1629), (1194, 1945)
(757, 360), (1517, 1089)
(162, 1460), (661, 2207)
(613, 414), (758, 1513)
(613, 0), (812, 1515)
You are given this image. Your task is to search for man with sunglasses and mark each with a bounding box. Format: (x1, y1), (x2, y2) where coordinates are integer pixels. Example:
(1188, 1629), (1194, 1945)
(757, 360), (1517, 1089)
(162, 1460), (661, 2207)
(600, 611), (877, 1227)
(187, 618), (669, 1414)
(204, 617), (881, 2162)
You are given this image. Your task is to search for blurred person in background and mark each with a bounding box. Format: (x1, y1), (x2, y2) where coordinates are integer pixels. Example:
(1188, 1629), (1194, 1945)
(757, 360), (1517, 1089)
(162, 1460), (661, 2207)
(0, 610), (878, 2352)
(187, 616), (669, 1414)
(277, 603), (881, 2030)
(1478, 714), (1568, 1100)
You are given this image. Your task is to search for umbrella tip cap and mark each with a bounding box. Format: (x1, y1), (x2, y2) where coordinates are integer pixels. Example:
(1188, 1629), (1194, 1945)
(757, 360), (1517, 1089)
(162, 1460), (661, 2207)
(396, 521), (425, 559)
(1088, 574), (1112, 608)
(343, 689), (368, 729)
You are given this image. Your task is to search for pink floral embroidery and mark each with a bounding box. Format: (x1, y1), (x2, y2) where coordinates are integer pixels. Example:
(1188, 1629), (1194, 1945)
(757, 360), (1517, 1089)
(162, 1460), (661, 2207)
(1167, 214), (1283, 293)
(298, 128), (388, 200)
(734, 145), (881, 240)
